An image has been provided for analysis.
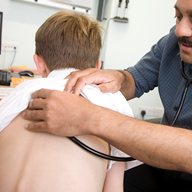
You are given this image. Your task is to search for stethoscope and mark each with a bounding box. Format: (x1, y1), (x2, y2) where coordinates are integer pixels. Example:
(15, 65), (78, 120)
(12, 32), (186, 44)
(171, 61), (192, 126)
(69, 136), (135, 162)
(68, 61), (192, 162)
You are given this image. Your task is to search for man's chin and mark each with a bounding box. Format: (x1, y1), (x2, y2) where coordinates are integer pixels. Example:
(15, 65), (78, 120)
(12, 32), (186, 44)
(180, 54), (192, 64)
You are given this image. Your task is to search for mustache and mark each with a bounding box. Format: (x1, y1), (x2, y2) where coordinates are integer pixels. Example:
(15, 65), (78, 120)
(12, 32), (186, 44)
(178, 37), (192, 47)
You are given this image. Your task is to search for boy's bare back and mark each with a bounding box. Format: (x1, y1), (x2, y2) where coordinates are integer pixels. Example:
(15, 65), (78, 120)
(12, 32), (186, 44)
(0, 114), (109, 192)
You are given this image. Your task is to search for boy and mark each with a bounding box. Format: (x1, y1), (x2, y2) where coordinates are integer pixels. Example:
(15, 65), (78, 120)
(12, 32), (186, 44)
(0, 11), (141, 192)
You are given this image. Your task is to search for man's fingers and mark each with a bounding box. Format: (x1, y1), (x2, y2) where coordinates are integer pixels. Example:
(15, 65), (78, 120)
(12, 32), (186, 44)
(26, 121), (48, 133)
(73, 71), (113, 94)
(67, 71), (105, 95)
(28, 98), (45, 110)
(65, 68), (98, 94)
(29, 89), (55, 110)
(22, 109), (46, 121)
(65, 69), (122, 95)
(31, 89), (52, 99)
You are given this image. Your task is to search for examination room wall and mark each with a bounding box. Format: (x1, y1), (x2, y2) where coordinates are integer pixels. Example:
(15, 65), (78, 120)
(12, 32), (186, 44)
(102, 0), (175, 118)
(0, 0), (176, 118)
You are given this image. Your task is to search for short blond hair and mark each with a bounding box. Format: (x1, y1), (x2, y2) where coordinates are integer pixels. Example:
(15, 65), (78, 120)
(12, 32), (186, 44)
(35, 11), (102, 71)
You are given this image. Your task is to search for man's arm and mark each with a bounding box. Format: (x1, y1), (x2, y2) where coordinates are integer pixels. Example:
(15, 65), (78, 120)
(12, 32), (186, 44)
(23, 89), (192, 173)
(97, 108), (192, 173)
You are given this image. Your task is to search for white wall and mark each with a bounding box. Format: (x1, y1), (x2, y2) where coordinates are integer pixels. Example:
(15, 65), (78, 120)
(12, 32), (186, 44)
(101, 0), (176, 117)
(0, 0), (176, 117)
(0, 0), (98, 69)
(103, 0), (175, 68)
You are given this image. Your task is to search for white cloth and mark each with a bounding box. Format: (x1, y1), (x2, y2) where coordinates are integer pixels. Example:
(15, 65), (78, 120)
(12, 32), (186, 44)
(0, 68), (143, 170)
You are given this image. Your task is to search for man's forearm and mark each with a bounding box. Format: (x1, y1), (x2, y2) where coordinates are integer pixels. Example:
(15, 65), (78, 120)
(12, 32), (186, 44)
(23, 88), (192, 173)
(91, 106), (192, 173)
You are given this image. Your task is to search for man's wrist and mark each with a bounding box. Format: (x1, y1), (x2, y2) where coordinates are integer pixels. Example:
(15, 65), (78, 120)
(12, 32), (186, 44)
(117, 70), (127, 81)
(117, 69), (134, 100)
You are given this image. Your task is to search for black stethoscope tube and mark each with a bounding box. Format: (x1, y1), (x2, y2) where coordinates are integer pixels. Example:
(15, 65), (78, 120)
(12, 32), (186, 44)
(171, 80), (190, 126)
(69, 136), (135, 162)
(171, 61), (192, 126)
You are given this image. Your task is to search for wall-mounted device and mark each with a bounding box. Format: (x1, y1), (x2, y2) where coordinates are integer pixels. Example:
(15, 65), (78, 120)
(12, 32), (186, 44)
(113, 0), (129, 23)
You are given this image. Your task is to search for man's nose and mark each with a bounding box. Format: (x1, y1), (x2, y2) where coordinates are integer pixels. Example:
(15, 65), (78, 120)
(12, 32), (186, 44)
(176, 19), (192, 37)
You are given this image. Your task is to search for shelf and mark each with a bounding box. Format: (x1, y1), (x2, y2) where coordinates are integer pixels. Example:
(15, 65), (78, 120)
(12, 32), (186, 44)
(12, 0), (92, 14)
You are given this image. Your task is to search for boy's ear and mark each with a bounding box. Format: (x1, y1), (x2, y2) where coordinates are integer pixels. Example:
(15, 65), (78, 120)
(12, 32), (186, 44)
(95, 60), (103, 69)
(33, 54), (49, 77)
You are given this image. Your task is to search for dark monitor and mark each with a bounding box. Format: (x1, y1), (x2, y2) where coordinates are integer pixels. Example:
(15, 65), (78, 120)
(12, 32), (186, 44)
(0, 12), (3, 55)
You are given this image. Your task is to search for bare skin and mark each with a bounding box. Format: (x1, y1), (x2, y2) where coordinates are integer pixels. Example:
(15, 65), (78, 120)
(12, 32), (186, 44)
(0, 114), (109, 192)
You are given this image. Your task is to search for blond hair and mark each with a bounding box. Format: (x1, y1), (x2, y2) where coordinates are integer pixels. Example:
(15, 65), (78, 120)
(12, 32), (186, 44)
(35, 11), (102, 71)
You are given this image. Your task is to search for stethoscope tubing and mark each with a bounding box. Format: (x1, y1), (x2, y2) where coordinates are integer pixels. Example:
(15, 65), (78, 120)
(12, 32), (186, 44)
(171, 61), (192, 126)
(171, 80), (190, 126)
(69, 136), (135, 162)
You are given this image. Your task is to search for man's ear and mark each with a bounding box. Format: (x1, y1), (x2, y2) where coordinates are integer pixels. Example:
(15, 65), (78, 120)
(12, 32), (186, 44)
(33, 54), (49, 77)
(95, 60), (103, 69)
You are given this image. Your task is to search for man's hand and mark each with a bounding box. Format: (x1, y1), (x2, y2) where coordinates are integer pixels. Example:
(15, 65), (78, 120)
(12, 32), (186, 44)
(65, 68), (126, 95)
(22, 89), (97, 137)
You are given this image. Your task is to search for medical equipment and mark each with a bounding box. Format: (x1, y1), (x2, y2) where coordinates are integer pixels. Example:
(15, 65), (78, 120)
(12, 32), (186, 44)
(171, 61), (192, 126)
(69, 137), (135, 162)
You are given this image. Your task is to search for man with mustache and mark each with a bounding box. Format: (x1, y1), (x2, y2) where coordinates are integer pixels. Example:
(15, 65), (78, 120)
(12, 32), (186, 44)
(23, 0), (192, 191)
